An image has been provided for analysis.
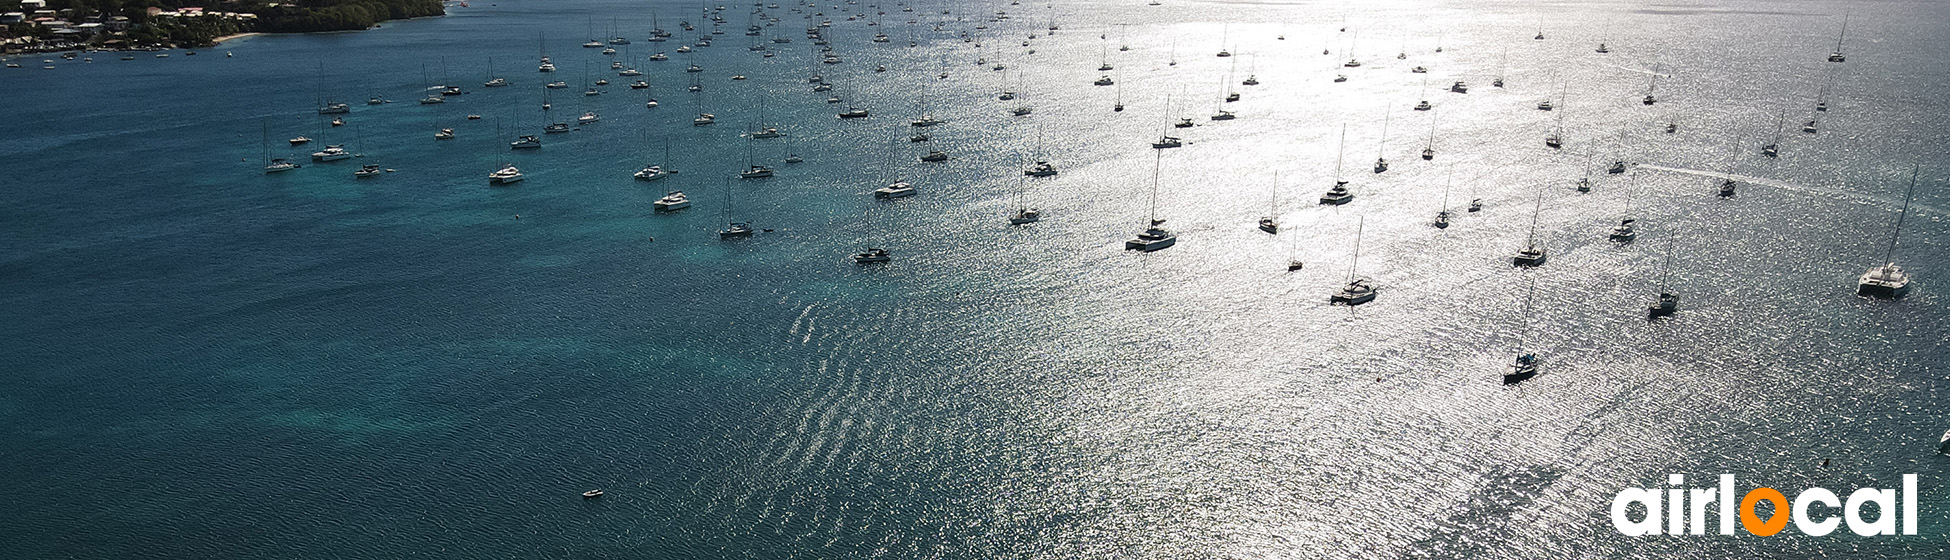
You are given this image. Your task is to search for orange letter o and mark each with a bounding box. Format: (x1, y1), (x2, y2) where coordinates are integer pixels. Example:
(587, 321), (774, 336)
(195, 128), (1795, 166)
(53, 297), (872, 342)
(1741, 488), (1790, 536)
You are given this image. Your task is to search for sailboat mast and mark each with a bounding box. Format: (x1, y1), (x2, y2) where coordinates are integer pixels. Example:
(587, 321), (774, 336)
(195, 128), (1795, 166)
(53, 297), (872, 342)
(1349, 216), (1364, 282)
(1378, 106), (1390, 158)
(1836, 13), (1849, 53)
(1334, 124), (1346, 181)
(1885, 165), (1919, 264)
(1148, 151), (1162, 223)
(1526, 186), (1544, 247)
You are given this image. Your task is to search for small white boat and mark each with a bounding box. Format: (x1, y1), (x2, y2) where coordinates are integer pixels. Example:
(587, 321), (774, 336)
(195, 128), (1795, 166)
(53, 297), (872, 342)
(653, 190), (691, 211)
(875, 181), (916, 198)
(577, 112), (600, 124)
(354, 164), (383, 178)
(435, 128), (455, 140)
(488, 165), (525, 185)
(635, 165), (675, 180)
(694, 113), (717, 126)
(310, 145), (352, 162)
(1009, 208), (1041, 225)
(739, 165), (774, 179)
(510, 135), (542, 149)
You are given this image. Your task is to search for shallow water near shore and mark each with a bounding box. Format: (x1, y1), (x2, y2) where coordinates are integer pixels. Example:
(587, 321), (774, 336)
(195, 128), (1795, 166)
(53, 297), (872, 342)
(4, 0), (1950, 557)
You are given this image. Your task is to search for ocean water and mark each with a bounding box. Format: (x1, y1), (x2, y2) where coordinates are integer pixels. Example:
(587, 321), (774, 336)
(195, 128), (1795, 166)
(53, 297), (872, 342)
(4, 0), (1950, 557)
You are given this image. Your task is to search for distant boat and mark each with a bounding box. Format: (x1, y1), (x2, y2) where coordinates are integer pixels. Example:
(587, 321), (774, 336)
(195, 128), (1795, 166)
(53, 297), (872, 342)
(1126, 152), (1176, 252)
(1609, 174), (1639, 242)
(1828, 13), (1849, 62)
(488, 164), (524, 185)
(1858, 165), (1919, 299)
(435, 128), (455, 140)
(1762, 110), (1786, 157)
(1649, 239), (1679, 318)
(1505, 278), (1541, 384)
(582, 490), (604, 499)
(1330, 216), (1378, 305)
(851, 248), (892, 264)
(1320, 125), (1353, 205)
(739, 165), (774, 179)
(510, 135), (541, 150)
(354, 164), (382, 178)
(1434, 166), (1454, 228)
(1641, 68), (1658, 105)
(875, 180), (916, 198)
(1513, 187), (1547, 267)
(1258, 171), (1281, 234)
(310, 145), (352, 162)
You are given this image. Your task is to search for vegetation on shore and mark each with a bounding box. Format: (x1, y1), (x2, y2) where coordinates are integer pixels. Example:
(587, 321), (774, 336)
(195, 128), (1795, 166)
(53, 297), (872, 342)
(4, 0), (444, 48)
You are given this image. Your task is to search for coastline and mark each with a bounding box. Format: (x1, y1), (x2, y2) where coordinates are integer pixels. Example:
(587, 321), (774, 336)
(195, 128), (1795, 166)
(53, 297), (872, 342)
(212, 32), (262, 44)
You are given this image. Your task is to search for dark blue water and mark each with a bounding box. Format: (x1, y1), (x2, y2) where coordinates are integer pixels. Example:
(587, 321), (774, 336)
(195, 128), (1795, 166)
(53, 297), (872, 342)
(5, 0), (1950, 557)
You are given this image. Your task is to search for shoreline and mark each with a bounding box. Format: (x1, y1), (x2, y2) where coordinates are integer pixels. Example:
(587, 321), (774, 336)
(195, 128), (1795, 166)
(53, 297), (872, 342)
(212, 32), (263, 45)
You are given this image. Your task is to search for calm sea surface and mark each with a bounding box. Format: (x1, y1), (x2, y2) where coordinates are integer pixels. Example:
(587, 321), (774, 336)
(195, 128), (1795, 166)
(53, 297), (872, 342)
(4, 0), (1950, 557)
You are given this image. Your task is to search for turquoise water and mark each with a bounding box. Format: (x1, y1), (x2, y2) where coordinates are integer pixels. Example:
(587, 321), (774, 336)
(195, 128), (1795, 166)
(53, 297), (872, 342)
(5, 0), (1950, 557)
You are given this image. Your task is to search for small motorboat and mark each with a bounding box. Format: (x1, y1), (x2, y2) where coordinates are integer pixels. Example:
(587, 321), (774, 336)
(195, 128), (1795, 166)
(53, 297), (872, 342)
(582, 490), (605, 499)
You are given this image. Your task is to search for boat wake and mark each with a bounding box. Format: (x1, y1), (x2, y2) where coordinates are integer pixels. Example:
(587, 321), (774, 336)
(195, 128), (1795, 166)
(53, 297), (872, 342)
(1636, 163), (1945, 216)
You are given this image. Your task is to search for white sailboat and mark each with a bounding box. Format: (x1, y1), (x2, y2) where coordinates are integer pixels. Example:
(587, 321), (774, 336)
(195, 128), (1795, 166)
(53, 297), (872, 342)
(1858, 165), (1919, 299)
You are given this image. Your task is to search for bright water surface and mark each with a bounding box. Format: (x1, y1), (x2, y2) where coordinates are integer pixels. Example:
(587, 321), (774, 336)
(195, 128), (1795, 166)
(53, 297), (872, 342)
(4, 0), (1950, 557)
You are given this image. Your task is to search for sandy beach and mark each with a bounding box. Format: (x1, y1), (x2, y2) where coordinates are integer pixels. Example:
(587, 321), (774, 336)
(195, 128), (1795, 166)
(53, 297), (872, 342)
(211, 32), (261, 44)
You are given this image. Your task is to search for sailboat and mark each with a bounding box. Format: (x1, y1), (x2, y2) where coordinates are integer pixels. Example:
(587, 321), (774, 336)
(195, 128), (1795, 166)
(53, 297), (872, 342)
(1649, 239), (1679, 318)
(1209, 76), (1236, 120)
(1330, 216), (1377, 305)
(1320, 125), (1353, 205)
(1258, 172), (1280, 234)
(1513, 186), (1547, 266)
(1545, 84), (1567, 149)
(636, 137), (678, 180)
(1009, 177), (1041, 225)
(1505, 278), (1541, 384)
(1609, 172), (1638, 242)
(1421, 110), (1437, 160)
(1576, 147), (1593, 192)
(1718, 135), (1740, 197)
(261, 121), (299, 173)
(1125, 151), (1176, 252)
(484, 57), (508, 87)
(1641, 67), (1658, 105)
(1374, 106), (1391, 173)
(1828, 13), (1849, 62)
(1762, 110), (1785, 157)
(1434, 166), (1453, 228)
(1493, 48), (1507, 87)
(1858, 165), (1919, 299)
(1024, 127), (1057, 177)
(719, 178), (755, 239)
(1153, 95), (1183, 148)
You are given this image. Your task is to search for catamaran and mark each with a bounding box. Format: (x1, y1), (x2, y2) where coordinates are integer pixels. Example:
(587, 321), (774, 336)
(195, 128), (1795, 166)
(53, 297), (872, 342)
(1858, 166), (1920, 299)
